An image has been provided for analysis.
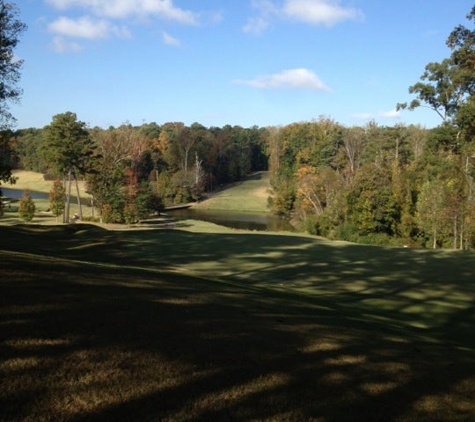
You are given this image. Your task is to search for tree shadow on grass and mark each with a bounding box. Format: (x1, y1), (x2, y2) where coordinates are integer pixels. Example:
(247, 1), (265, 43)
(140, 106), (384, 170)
(1, 226), (475, 421)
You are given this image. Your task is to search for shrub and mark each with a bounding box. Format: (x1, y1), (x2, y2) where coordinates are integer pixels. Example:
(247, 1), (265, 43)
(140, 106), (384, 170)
(18, 190), (36, 222)
(101, 204), (116, 224)
(81, 216), (100, 223)
(49, 180), (65, 221)
(123, 203), (139, 224)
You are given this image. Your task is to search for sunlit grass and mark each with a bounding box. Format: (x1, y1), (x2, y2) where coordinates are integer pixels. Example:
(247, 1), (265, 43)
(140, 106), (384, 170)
(194, 172), (271, 213)
(6, 170), (89, 197)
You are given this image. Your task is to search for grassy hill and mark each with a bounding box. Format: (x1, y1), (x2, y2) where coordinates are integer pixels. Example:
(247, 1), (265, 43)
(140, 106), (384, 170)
(1, 223), (474, 422)
(4, 170), (89, 196)
(193, 171), (271, 213)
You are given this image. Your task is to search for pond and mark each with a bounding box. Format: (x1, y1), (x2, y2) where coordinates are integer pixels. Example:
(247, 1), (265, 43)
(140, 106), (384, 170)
(168, 208), (294, 232)
(0, 187), (49, 200)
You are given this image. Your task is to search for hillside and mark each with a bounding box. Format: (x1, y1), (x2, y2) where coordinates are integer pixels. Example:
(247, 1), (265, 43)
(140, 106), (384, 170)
(193, 171), (271, 213)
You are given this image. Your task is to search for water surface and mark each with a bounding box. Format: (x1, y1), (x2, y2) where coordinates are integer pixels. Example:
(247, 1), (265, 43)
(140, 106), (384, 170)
(168, 208), (294, 232)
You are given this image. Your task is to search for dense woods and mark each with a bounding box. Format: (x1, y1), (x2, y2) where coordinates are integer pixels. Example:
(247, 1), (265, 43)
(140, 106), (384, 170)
(1, 5), (475, 249)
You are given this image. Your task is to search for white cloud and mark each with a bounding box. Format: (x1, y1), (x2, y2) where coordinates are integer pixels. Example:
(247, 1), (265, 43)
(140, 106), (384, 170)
(283, 0), (364, 26)
(51, 36), (84, 53)
(234, 68), (330, 91)
(162, 31), (180, 46)
(45, 0), (198, 51)
(46, 0), (199, 24)
(243, 0), (278, 34)
(244, 0), (364, 33)
(49, 16), (112, 39)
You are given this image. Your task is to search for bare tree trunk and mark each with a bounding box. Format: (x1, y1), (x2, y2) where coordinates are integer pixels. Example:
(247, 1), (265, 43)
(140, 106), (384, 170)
(155, 168), (159, 195)
(300, 189), (324, 215)
(65, 167), (72, 223)
(195, 152), (203, 188)
(73, 170), (83, 220)
(433, 228), (437, 249)
(453, 216), (458, 250)
(63, 176), (67, 223)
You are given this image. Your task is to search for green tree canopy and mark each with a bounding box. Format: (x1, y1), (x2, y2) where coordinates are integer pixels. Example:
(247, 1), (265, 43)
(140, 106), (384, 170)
(43, 112), (98, 221)
(0, 1), (26, 129)
(0, 1), (26, 194)
(43, 112), (96, 176)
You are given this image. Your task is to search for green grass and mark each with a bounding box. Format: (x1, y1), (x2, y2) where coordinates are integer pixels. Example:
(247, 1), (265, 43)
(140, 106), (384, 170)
(5, 170), (89, 196)
(194, 172), (271, 213)
(1, 223), (474, 421)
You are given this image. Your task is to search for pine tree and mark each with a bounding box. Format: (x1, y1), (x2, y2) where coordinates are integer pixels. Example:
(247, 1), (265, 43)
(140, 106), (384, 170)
(43, 112), (97, 222)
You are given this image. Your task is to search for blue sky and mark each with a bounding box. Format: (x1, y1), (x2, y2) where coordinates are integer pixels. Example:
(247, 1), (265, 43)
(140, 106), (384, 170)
(10, 0), (473, 130)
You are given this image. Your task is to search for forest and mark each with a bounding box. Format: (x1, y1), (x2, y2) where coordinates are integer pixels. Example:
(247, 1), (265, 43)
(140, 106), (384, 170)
(1, 6), (475, 249)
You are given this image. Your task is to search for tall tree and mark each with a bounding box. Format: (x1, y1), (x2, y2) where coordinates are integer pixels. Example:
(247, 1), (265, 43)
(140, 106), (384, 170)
(397, 58), (468, 123)
(0, 1), (26, 195)
(0, 1), (26, 129)
(446, 6), (475, 94)
(43, 112), (96, 222)
(396, 6), (475, 248)
(397, 6), (475, 130)
(0, 129), (16, 195)
(342, 126), (366, 179)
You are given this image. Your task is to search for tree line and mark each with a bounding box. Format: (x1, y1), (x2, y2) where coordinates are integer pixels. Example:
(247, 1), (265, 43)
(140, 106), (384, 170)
(1, 111), (474, 249)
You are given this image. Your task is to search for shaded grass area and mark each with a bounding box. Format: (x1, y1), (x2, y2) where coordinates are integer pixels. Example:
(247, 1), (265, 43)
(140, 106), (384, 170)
(1, 224), (475, 421)
(0, 200), (93, 226)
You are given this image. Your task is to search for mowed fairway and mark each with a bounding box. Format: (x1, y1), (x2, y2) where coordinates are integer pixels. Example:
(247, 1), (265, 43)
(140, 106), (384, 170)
(193, 172), (271, 213)
(1, 222), (474, 422)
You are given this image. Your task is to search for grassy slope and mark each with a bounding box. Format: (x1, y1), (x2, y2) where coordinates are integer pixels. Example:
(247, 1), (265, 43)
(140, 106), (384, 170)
(1, 223), (475, 422)
(5, 170), (89, 197)
(193, 172), (271, 213)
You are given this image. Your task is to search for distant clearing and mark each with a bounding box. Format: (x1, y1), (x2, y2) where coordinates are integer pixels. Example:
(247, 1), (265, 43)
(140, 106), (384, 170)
(193, 171), (271, 213)
(5, 170), (89, 197)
